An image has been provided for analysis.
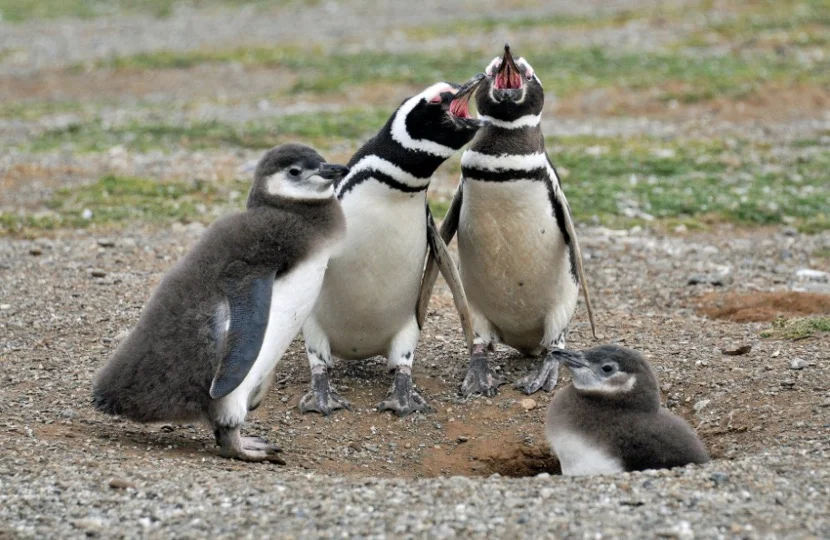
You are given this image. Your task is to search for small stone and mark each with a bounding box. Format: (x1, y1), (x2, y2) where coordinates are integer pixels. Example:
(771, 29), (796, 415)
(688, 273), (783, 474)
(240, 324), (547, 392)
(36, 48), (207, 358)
(59, 408), (77, 419)
(721, 345), (751, 356)
(81, 208), (93, 220)
(108, 477), (136, 490)
(795, 268), (829, 282)
(520, 398), (537, 411)
(363, 443), (379, 453)
(0, 304), (10, 310)
(159, 424), (174, 432)
(89, 269), (107, 278)
(433, 422), (442, 430)
(710, 472), (729, 486)
(404, 442), (411, 449)
(29, 247), (42, 256)
(789, 358), (808, 370)
(771, 350), (781, 358)
(97, 238), (116, 247)
(780, 380), (796, 388)
(693, 399), (710, 413)
(72, 518), (104, 532)
(456, 436), (469, 443)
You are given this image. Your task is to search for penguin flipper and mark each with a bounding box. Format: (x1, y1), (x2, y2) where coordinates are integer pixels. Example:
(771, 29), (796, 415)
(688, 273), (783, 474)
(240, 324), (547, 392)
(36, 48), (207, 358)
(210, 267), (276, 400)
(545, 156), (598, 339)
(423, 204), (474, 350)
(416, 186), (463, 329)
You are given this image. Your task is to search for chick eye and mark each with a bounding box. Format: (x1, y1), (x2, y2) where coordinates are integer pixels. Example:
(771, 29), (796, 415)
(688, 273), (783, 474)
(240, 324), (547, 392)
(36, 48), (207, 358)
(601, 364), (616, 374)
(288, 167), (302, 177)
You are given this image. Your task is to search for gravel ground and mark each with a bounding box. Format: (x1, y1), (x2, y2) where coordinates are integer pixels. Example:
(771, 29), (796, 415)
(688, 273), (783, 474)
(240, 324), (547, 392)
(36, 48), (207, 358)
(2, 0), (830, 538)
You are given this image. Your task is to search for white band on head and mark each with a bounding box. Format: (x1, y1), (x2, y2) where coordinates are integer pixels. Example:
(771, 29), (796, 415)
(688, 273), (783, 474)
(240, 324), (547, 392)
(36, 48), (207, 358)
(479, 113), (541, 129)
(484, 56), (502, 76)
(390, 82), (457, 158)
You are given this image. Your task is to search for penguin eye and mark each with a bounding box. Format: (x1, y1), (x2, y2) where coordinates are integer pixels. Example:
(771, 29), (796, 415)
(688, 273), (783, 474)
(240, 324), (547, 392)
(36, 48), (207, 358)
(429, 95), (443, 104)
(601, 363), (617, 375)
(288, 167), (302, 177)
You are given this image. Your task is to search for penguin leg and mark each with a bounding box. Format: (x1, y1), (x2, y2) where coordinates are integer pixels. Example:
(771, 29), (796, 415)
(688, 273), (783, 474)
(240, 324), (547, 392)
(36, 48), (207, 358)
(213, 425), (285, 465)
(514, 327), (567, 395)
(298, 317), (351, 416)
(461, 311), (504, 397)
(377, 317), (431, 417)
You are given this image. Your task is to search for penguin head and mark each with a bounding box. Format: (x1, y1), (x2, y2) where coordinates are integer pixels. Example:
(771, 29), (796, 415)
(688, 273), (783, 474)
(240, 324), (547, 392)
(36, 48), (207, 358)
(248, 143), (349, 206)
(391, 79), (484, 153)
(474, 44), (544, 122)
(553, 345), (660, 408)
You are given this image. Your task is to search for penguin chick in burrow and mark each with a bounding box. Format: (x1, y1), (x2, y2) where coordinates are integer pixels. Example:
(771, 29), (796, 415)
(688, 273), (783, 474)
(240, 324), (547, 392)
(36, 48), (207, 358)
(418, 44), (597, 398)
(300, 77), (484, 417)
(92, 143), (348, 463)
(546, 345), (710, 476)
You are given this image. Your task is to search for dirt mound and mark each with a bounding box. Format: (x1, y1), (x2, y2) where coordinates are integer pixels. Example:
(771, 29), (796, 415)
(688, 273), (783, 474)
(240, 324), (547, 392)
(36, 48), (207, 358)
(696, 291), (830, 322)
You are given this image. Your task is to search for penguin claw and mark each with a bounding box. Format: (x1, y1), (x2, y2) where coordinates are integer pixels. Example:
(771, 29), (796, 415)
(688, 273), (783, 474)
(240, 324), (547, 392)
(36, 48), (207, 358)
(461, 354), (503, 397)
(298, 369), (351, 416)
(377, 369), (432, 417)
(514, 357), (560, 395)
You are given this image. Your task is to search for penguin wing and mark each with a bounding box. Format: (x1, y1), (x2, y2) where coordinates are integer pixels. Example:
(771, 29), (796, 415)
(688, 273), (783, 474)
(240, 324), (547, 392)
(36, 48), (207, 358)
(422, 204), (473, 349)
(210, 263), (276, 399)
(416, 185), (463, 329)
(545, 155), (598, 339)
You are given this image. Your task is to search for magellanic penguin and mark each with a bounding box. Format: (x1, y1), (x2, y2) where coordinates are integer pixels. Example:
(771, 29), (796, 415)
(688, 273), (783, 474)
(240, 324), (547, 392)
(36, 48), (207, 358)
(300, 78), (483, 417)
(418, 45), (597, 397)
(92, 143), (348, 463)
(546, 345), (710, 476)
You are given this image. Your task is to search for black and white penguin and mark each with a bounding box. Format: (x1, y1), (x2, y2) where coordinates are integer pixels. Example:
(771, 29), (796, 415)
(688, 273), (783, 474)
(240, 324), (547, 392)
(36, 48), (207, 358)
(300, 78), (483, 417)
(418, 45), (596, 397)
(92, 143), (348, 463)
(546, 345), (710, 476)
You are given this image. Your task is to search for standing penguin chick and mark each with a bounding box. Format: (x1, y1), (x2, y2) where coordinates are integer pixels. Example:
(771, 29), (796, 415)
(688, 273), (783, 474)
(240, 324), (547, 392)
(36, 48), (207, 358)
(300, 78), (483, 417)
(92, 144), (348, 463)
(546, 345), (710, 476)
(418, 44), (597, 398)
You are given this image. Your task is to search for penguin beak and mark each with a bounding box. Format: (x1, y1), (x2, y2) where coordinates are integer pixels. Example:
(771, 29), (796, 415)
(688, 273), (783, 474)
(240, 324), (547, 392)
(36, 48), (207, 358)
(551, 349), (590, 370)
(449, 73), (485, 120)
(494, 43), (522, 90)
(317, 163), (350, 181)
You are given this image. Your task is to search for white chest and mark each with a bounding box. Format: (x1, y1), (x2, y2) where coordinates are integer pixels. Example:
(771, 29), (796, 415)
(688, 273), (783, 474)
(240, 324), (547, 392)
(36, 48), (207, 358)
(548, 430), (624, 476)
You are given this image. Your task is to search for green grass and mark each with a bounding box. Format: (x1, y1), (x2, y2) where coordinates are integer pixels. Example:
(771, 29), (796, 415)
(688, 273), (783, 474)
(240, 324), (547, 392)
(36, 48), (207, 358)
(551, 136), (830, 231)
(89, 44), (827, 100)
(23, 108), (388, 153)
(813, 247), (830, 259)
(0, 0), (270, 22)
(764, 316), (830, 340)
(0, 175), (250, 235)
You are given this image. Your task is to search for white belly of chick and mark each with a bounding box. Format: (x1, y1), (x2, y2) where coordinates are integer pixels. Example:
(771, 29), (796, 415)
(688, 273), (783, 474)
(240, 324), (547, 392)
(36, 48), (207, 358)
(458, 179), (578, 348)
(213, 249), (331, 425)
(548, 429), (624, 476)
(313, 182), (428, 359)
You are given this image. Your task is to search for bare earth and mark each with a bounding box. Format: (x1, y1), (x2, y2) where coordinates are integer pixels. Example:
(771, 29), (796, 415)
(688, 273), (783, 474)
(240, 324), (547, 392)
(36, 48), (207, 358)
(1, 0), (829, 538)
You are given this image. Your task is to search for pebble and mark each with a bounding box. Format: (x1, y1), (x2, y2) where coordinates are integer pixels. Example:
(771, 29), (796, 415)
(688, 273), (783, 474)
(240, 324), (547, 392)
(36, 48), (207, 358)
(456, 436), (469, 443)
(108, 478), (136, 490)
(97, 238), (116, 247)
(721, 345), (751, 356)
(89, 269), (107, 278)
(794, 268), (829, 282)
(29, 247), (42, 256)
(789, 358), (808, 370)
(520, 398), (537, 411)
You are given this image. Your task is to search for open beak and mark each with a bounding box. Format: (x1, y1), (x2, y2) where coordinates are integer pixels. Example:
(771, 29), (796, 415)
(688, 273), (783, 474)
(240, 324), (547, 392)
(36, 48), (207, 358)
(449, 72), (485, 120)
(494, 43), (523, 90)
(550, 349), (590, 370)
(317, 163), (349, 181)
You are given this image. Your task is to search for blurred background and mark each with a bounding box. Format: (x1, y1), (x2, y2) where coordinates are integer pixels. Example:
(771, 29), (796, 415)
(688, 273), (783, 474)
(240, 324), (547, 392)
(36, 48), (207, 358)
(1, 0), (828, 234)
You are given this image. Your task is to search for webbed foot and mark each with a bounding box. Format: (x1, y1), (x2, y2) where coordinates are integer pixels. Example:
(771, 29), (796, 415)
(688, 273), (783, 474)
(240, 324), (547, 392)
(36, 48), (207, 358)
(514, 355), (560, 394)
(377, 367), (431, 417)
(215, 428), (285, 464)
(298, 366), (351, 415)
(461, 346), (503, 397)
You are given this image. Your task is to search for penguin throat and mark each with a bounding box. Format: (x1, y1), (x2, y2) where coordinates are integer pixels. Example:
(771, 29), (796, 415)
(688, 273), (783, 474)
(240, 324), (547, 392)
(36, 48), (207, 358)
(449, 96), (471, 119)
(494, 66), (522, 90)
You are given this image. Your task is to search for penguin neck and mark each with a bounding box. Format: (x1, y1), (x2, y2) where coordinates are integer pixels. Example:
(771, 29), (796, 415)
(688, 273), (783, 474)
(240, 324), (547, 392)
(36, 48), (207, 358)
(573, 382), (661, 414)
(461, 124), (549, 183)
(335, 121), (450, 199)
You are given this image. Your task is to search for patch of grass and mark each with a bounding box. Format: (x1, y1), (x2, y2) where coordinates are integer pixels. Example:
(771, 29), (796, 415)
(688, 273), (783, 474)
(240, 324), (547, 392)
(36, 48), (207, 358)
(0, 175), (250, 235)
(0, 0), (269, 22)
(551, 136), (830, 231)
(812, 247), (830, 259)
(0, 101), (84, 120)
(24, 108), (388, 153)
(91, 44), (825, 100)
(767, 316), (830, 340)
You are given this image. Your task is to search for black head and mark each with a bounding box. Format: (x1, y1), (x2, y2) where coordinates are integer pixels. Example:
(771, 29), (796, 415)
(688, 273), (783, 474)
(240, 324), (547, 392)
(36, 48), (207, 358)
(474, 44), (544, 123)
(553, 345), (660, 409)
(391, 78), (484, 155)
(248, 143), (349, 207)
